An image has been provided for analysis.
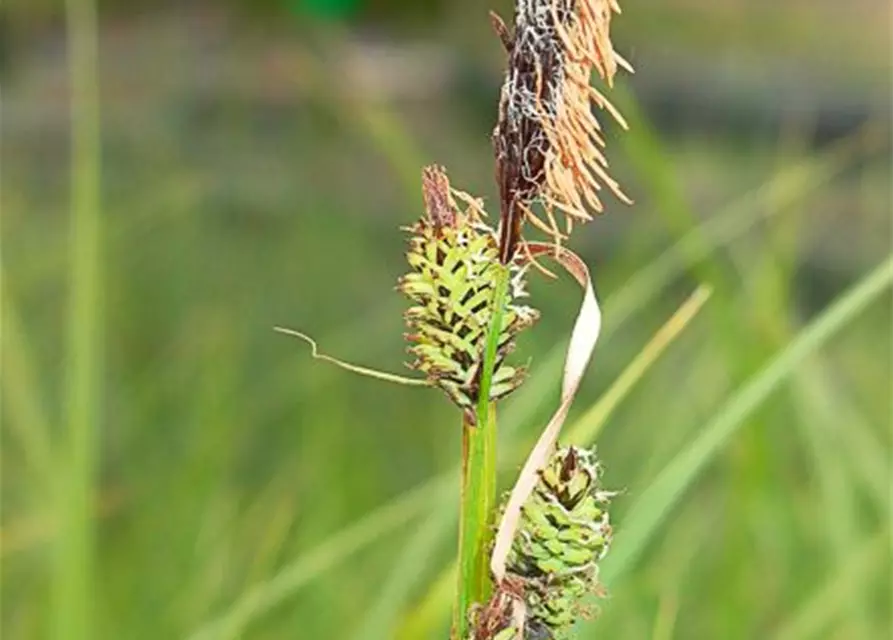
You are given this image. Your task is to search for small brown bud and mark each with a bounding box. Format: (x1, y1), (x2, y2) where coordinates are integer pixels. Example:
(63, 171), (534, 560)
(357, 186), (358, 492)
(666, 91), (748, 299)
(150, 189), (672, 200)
(421, 165), (456, 229)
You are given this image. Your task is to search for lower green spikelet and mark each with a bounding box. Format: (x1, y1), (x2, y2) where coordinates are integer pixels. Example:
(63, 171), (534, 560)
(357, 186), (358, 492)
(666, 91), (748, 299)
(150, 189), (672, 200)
(471, 446), (613, 639)
(513, 446), (613, 637)
(398, 166), (538, 421)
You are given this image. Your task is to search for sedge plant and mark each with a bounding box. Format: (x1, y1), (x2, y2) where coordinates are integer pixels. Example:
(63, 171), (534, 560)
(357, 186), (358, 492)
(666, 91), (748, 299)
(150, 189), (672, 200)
(281, 0), (634, 637)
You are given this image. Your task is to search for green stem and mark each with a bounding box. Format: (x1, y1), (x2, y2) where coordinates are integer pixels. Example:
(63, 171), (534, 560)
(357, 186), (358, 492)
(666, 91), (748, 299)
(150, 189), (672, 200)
(454, 266), (510, 638)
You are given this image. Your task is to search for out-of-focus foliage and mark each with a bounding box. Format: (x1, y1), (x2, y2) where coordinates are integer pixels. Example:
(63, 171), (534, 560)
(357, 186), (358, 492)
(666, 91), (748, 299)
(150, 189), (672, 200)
(2, 1), (890, 639)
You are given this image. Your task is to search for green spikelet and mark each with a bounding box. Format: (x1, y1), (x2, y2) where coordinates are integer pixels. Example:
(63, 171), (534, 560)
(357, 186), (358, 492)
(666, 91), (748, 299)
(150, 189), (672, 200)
(398, 166), (538, 420)
(508, 446), (614, 638)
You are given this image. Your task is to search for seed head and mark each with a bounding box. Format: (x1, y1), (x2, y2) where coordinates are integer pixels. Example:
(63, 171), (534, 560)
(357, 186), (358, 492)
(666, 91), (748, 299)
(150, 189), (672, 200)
(493, 0), (631, 260)
(398, 166), (539, 421)
(472, 446), (614, 638)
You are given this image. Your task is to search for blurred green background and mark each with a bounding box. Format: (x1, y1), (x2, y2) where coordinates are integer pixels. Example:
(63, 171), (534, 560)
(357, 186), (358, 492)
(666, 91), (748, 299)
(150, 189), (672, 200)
(2, 0), (891, 638)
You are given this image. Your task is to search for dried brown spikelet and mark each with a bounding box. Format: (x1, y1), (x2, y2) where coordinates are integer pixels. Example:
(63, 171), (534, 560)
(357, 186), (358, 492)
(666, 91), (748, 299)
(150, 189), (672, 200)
(493, 0), (631, 259)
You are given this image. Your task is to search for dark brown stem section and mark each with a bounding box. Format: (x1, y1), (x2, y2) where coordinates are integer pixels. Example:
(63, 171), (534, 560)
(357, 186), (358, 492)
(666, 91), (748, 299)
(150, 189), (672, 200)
(496, 198), (523, 265)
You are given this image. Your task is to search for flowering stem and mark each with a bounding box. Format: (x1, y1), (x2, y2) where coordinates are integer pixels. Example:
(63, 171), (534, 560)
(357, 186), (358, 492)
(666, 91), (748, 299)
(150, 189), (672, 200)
(454, 265), (510, 638)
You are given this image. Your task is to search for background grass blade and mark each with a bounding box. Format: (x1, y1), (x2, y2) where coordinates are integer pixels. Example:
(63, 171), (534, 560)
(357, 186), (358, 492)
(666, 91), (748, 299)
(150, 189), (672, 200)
(349, 506), (456, 640)
(567, 285), (712, 446)
(186, 479), (449, 640)
(788, 364), (880, 638)
(54, 0), (102, 638)
(395, 562), (457, 640)
(0, 293), (55, 491)
(598, 255), (893, 588)
(607, 124), (879, 329)
(773, 529), (890, 640)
